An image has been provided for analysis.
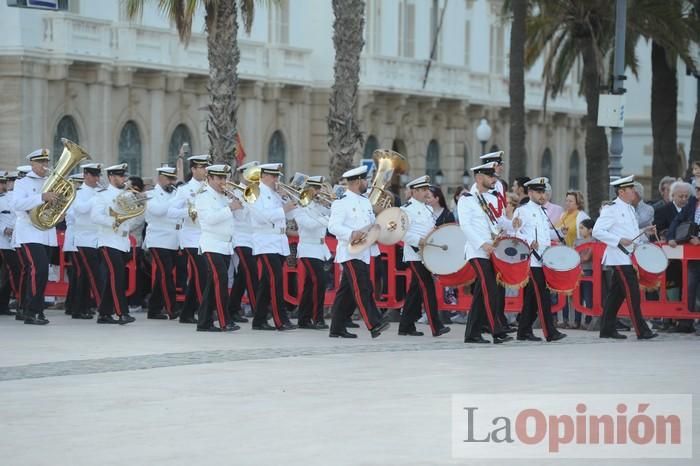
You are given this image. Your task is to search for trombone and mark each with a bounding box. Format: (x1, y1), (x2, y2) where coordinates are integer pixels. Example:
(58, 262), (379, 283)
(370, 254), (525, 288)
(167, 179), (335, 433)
(224, 181), (259, 203)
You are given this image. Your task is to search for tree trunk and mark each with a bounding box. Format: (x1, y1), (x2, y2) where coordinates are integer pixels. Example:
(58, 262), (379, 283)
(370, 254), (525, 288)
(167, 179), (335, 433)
(508, 0), (527, 181)
(205, 1), (239, 167)
(580, 37), (609, 218)
(328, 0), (366, 184)
(689, 85), (700, 175)
(651, 41), (680, 190)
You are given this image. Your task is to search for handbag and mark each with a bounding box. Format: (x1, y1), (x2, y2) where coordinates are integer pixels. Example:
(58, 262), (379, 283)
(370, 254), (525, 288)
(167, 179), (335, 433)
(674, 221), (699, 243)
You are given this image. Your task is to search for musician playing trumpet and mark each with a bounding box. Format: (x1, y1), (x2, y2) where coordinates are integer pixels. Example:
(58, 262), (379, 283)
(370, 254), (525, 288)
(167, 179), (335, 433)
(398, 175), (450, 337)
(327, 165), (389, 339)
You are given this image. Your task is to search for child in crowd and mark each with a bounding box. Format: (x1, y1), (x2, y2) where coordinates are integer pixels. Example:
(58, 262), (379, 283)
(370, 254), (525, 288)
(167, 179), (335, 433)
(690, 161), (700, 191)
(574, 218), (596, 328)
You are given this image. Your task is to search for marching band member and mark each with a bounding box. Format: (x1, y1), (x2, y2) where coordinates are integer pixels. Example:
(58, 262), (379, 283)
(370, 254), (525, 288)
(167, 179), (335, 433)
(11, 150), (59, 325)
(195, 164), (242, 332)
(126, 176), (147, 313)
(90, 163), (136, 325)
(6, 170), (26, 320)
(71, 163), (103, 319)
(291, 175), (331, 329)
(250, 163), (297, 331)
(144, 166), (181, 320)
(227, 160), (260, 324)
(458, 162), (512, 344)
(170, 154), (211, 324)
(398, 175), (450, 337)
(512, 177), (566, 342)
(327, 165), (390, 339)
(62, 173), (85, 318)
(0, 172), (18, 316)
(593, 176), (658, 340)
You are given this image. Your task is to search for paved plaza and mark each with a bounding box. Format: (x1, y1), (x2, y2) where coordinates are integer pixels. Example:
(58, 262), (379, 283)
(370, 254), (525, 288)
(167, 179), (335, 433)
(1, 310), (699, 466)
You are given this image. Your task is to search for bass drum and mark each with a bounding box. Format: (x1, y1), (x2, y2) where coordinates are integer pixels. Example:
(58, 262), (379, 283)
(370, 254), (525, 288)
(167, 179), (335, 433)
(421, 224), (476, 286)
(632, 243), (668, 290)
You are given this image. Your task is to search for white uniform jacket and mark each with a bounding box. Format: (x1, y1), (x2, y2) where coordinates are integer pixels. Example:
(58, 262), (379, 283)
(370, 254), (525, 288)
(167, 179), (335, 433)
(291, 203), (330, 261)
(250, 183), (290, 256)
(231, 189), (255, 249)
(400, 199), (434, 262)
(593, 197), (646, 266)
(513, 201), (557, 267)
(72, 185), (100, 249)
(470, 179), (507, 218)
(457, 192), (507, 261)
(11, 171), (57, 247)
(196, 185), (236, 255)
(91, 185), (135, 253)
(0, 192), (16, 250)
(168, 178), (202, 249)
(63, 208), (77, 253)
(327, 190), (379, 265)
(144, 184), (181, 251)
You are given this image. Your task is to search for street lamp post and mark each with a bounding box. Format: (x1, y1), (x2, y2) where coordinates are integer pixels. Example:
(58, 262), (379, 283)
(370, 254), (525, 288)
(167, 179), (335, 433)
(434, 170), (444, 186)
(476, 118), (492, 155)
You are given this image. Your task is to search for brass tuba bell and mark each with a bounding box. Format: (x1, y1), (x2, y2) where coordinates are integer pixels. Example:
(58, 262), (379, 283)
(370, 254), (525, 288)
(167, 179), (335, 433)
(367, 149), (408, 214)
(29, 138), (91, 230)
(109, 182), (148, 231)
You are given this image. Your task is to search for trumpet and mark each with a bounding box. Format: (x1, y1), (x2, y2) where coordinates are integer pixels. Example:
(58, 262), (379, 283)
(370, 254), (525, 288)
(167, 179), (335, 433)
(277, 182), (318, 208)
(225, 181), (259, 203)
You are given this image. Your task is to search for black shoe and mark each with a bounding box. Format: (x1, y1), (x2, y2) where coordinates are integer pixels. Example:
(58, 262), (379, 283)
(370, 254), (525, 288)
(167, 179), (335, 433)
(168, 312), (181, 321)
(398, 330), (424, 336)
(517, 333), (542, 342)
(231, 314), (249, 323)
(223, 323), (241, 332)
(252, 322), (276, 331)
(119, 314), (135, 324)
(329, 330), (357, 338)
(24, 316), (49, 325)
(279, 323), (297, 330)
(196, 326), (222, 332)
(546, 331), (567, 342)
(314, 320), (329, 329)
(0, 309), (16, 316)
(371, 321), (390, 339)
(464, 336), (489, 344)
(97, 315), (120, 324)
(345, 321), (360, 328)
(493, 335), (513, 344)
(600, 331), (627, 339)
(298, 321), (321, 329)
(638, 332), (659, 340)
(433, 327), (451, 337)
(615, 320), (631, 331)
(15, 313), (25, 321)
(72, 313), (94, 320)
(179, 317), (197, 324)
(148, 313), (168, 320)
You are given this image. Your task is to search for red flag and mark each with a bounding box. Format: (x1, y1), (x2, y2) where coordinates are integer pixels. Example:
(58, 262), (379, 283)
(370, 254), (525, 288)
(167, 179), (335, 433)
(235, 132), (246, 165)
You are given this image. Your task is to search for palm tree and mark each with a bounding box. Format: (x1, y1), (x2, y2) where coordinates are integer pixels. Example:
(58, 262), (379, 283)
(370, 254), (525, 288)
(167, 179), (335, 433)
(688, 0), (700, 177)
(507, 0), (528, 180)
(327, 0), (366, 183)
(126, 0), (257, 168)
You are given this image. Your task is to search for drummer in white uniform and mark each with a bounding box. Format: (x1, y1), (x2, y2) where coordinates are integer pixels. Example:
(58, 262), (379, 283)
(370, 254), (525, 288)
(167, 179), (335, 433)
(592, 175), (658, 340)
(512, 177), (566, 342)
(458, 162), (512, 344)
(398, 175), (450, 337)
(290, 175), (331, 329)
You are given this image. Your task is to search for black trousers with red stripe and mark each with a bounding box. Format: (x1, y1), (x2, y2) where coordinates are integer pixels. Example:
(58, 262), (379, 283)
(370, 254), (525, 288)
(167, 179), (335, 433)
(98, 247), (128, 317)
(465, 258), (505, 339)
(297, 257), (327, 324)
(64, 251), (80, 315)
(181, 247), (207, 321)
(19, 243), (49, 317)
(330, 259), (383, 333)
(518, 267), (556, 339)
(253, 253), (290, 328)
(198, 252), (230, 329)
(400, 261), (444, 335)
(0, 249), (20, 313)
(148, 247), (177, 317)
(74, 247), (101, 314)
(16, 247), (28, 312)
(600, 264), (652, 337)
(228, 246), (259, 316)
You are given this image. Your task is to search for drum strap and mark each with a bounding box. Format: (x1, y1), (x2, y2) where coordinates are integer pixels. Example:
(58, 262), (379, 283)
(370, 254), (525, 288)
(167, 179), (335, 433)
(541, 206), (565, 242)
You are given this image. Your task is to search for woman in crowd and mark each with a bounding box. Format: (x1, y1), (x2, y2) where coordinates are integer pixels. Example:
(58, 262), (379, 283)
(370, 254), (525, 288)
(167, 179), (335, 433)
(426, 185), (454, 226)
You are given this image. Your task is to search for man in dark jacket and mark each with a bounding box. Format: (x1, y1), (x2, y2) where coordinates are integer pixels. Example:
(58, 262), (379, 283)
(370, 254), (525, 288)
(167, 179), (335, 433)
(655, 181), (692, 239)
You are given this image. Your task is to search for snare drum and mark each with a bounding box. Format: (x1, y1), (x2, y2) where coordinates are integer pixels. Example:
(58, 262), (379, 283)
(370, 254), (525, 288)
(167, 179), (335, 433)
(541, 245), (582, 294)
(632, 243), (668, 290)
(421, 224), (476, 287)
(491, 237), (531, 288)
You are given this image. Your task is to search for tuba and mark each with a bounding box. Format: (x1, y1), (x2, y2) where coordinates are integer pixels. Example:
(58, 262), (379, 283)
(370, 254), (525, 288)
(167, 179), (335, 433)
(109, 182), (148, 231)
(29, 138), (91, 230)
(367, 149), (408, 213)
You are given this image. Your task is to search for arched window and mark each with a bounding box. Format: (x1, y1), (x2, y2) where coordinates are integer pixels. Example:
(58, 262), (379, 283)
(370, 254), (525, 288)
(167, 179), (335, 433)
(426, 139), (440, 178)
(167, 124), (193, 166)
(118, 121), (142, 176)
(568, 150), (580, 190)
(268, 130), (286, 165)
(541, 147), (553, 181)
(52, 116), (79, 164)
(363, 135), (379, 160)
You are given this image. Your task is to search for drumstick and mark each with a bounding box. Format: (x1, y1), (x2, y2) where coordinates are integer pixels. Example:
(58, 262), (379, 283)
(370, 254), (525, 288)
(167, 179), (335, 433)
(424, 243), (448, 251)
